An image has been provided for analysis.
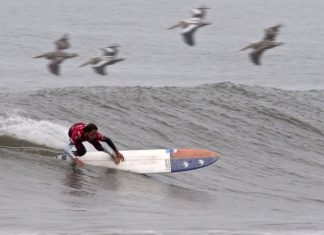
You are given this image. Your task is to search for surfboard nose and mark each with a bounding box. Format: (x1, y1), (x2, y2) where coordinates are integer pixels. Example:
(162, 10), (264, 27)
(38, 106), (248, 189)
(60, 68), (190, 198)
(170, 148), (220, 172)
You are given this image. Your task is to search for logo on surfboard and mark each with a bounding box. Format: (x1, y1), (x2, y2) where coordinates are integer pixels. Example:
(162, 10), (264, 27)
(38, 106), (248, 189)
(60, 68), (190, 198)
(198, 159), (204, 165)
(182, 161), (189, 168)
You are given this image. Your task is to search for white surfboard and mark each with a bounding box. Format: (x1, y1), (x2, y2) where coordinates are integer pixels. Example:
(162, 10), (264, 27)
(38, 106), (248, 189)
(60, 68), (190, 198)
(54, 148), (220, 174)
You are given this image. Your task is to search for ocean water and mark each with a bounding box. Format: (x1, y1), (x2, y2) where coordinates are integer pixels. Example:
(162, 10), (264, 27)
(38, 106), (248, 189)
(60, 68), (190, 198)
(1, 0), (324, 234)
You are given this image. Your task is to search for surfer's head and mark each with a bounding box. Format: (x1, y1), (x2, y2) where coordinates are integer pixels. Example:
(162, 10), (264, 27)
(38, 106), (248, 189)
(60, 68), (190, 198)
(83, 123), (98, 141)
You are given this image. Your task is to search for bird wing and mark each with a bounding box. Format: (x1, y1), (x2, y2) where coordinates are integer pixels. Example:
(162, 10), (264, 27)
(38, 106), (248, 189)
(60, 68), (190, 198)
(93, 66), (107, 75)
(104, 58), (125, 66)
(249, 46), (267, 65)
(168, 22), (181, 30)
(79, 57), (101, 67)
(240, 44), (252, 51)
(263, 24), (282, 41)
(48, 59), (63, 75)
(92, 58), (110, 75)
(33, 53), (46, 59)
(79, 59), (93, 67)
(181, 24), (199, 46)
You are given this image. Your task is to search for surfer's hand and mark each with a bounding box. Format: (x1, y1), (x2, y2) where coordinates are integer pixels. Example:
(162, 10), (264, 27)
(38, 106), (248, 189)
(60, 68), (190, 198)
(116, 152), (125, 162)
(112, 155), (120, 165)
(116, 152), (124, 162)
(112, 152), (124, 165)
(73, 158), (84, 167)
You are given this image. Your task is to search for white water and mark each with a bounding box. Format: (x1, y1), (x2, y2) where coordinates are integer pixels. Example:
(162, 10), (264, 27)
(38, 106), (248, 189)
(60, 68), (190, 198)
(0, 114), (68, 148)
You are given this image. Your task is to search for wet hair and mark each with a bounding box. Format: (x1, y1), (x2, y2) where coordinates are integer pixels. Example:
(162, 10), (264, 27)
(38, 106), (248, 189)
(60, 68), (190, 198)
(83, 123), (98, 133)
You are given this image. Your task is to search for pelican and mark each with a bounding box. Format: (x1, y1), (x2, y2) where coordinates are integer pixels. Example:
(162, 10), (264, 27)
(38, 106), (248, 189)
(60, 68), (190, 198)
(54, 34), (70, 50)
(240, 24), (284, 65)
(100, 45), (120, 57)
(79, 56), (125, 75)
(33, 51), (78, 75)
(168, 17), (211, 46)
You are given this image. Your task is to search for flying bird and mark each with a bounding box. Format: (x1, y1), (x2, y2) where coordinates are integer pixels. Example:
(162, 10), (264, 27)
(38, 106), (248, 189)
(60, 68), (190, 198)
(240, 24), (284, 65)
(79, 56), (125, 75)
(33, 51), (78, 75)
(168, 17), (211, 46)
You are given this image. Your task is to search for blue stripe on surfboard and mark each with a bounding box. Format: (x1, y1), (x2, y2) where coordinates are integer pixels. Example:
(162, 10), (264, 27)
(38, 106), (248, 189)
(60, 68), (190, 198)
(171, 157), (219, 172)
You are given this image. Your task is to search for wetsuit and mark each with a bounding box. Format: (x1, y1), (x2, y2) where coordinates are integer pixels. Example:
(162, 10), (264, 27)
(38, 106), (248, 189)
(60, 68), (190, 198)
(64, 122), (118, 160)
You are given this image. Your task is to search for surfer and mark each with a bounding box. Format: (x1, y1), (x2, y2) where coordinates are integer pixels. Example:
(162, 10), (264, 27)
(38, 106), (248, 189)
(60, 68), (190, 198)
(64, 123), (124, 166)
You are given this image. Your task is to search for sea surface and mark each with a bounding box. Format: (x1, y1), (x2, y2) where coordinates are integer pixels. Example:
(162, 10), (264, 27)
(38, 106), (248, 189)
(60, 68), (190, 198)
(0, 0), (324, 234)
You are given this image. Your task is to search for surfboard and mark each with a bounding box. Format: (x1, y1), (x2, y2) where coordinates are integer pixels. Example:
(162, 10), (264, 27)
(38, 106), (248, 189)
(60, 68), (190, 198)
(54, 148), (220, 174)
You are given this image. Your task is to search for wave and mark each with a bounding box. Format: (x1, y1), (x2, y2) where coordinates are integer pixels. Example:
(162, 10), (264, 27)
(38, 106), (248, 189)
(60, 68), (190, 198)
(1, 82), (324, 152)
(0, 113), (68, 149)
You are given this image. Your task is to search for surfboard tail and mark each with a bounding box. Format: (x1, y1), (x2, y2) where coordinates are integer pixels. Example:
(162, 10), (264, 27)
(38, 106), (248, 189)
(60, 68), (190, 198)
(169, 149), (220, 172)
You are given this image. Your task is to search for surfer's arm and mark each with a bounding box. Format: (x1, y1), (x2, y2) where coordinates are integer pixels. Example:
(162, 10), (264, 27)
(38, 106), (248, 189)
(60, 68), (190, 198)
(102, 136), (118, 153)
(63, 141), (77, 160)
